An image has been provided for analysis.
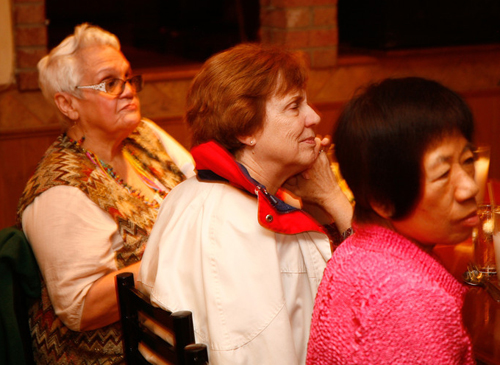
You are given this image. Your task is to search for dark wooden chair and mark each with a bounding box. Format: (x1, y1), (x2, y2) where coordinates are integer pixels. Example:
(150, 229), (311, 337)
(116, 272), (209, 365)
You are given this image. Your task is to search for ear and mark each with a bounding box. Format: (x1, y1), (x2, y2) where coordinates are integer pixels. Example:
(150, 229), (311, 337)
(237, 135), (256, 147)
(370, 199), (395, 219)
(54, 92), (80, 121)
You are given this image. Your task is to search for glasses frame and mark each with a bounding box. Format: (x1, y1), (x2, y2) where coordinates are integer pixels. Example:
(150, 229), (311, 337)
(76, 75), (143, 95)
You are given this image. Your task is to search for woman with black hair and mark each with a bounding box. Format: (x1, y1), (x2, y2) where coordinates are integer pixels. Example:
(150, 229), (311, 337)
(307, 77), (477, 365)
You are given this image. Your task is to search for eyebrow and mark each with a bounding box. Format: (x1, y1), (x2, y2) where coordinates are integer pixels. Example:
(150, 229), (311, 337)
(95, 67), (131, 81)
(429, 141), (475, 170)
(284, 93), (304, 107)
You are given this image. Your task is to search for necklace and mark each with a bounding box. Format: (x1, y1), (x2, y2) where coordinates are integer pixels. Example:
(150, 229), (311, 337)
(122, 147), (169, 205)
(123, 148), (169, 193)
(70, 136), (167, 208)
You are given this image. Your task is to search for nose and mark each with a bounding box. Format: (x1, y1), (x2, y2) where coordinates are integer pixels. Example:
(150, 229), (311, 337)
(305, 104), (321, 127)
(120, 80), (135, 98)
(455, 166), (480, 202)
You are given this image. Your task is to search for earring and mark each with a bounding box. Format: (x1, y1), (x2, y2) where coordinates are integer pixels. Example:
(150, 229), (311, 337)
(250, 140), (255, 146)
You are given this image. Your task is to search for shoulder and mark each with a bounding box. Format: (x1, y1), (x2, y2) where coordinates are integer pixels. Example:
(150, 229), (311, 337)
(139, 118), (182, 150)
(22, 186), (115, 238)
(323, 243), (461, 324)
(149, 178), (267, 265)
(140, 118), (195, 177)
(161, 178), (258, 225)
(17, 137), (95, 217)
(318, 236), (460, 316)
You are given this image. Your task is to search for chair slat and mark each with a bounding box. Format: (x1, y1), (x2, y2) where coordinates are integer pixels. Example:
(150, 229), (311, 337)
(116, 272), (209, 365)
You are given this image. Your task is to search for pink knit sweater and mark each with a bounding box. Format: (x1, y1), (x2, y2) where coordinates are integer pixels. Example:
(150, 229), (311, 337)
(306, 224), (474, 365)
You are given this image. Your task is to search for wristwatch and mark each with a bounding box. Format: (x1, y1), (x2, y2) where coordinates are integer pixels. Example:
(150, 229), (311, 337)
(341, 227), (354, 241)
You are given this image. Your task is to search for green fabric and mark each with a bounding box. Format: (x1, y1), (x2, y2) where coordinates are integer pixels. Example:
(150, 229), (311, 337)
(0, 227), (41, 365)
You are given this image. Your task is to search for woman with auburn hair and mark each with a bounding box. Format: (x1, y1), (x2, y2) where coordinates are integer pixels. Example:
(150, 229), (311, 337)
(138, 43), (353, 364)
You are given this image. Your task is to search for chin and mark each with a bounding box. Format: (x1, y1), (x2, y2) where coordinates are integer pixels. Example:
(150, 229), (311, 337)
(296, 159), (314, 172)
(126, 114), (142, 127)
(445, 229), (472, 245)
(304, 151), (317, 164)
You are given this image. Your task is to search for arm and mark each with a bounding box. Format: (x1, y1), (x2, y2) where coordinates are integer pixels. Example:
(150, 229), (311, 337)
(22, 186), (131, 331)
(80, 261), (140, 330)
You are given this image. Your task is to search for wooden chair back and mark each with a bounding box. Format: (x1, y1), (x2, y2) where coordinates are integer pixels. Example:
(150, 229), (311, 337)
(116, 272), (209, 365)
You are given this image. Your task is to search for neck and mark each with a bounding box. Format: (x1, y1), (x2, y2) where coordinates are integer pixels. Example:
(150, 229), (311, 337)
(235, 147), (287, 195)
(67, 126), (126, 163)
(362, 217), (436, 254)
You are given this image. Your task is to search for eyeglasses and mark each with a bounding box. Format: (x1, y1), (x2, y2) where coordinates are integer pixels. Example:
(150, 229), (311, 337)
(76, 75), (143, 95)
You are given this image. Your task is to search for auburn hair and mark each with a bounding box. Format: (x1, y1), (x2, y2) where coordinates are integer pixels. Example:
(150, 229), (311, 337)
(186, 43), (308, 153)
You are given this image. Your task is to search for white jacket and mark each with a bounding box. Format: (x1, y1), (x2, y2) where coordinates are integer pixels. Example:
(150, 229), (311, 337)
(138, 141), (332, 365)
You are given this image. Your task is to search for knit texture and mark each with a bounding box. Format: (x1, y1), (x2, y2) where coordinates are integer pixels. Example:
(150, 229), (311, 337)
(306, 224), (474, 365)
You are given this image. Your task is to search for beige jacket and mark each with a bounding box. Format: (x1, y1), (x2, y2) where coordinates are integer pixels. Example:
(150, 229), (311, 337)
(138, 174), (331, 365)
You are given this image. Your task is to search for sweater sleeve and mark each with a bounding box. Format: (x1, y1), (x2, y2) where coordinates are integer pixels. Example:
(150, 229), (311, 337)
(355, 279), (474, 365)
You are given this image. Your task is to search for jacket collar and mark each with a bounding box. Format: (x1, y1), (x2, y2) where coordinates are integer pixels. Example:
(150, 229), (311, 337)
(191, 141), (326, 235)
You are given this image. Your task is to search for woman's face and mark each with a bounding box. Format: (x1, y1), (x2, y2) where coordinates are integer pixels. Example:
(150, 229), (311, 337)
(252, 89), (321, 177)
(72, 45), (141, 140)
(391, 133), (479, 247)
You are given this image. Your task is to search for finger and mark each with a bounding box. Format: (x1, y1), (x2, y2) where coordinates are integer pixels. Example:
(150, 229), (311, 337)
(317, 149), (327, 163)
(314, 137), (322, 155)
(317, 148), (330, 164)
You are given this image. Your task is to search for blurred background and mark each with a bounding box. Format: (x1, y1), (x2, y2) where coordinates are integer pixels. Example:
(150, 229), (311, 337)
(2, 0), (500, 227)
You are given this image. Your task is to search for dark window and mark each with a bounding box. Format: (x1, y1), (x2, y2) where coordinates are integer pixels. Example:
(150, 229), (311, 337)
(338, 0), (500, 50)
(47, 0), (260, 69)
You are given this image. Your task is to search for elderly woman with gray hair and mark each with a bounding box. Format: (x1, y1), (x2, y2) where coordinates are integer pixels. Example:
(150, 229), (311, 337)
(17, 23), (194, 364)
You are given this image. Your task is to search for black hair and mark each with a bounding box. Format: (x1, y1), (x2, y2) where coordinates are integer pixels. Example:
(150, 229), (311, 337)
(334, 77), (474, 223)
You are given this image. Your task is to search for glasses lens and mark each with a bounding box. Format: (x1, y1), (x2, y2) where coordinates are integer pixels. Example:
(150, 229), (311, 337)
(105, 79), (125, 95)
(129, 75), (143, 92)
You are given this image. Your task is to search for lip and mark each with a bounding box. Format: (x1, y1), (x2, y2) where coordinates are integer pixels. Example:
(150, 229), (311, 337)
(301, 136), (316, 144)
(461, 210), (479, 227)
(121, 102), (138, 111)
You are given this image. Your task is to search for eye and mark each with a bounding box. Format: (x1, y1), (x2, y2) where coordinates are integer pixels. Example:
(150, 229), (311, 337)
(459, 150), (475, 176)
(464, 151), (475, 166)
(438, 170), (450, 180)
(464, 156), (475, 166)
(288, 99), (304, 111)
(105, 78), (122, 93)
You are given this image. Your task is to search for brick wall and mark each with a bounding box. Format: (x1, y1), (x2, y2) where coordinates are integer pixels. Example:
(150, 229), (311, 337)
(10, 0), (339, 91)
(12, 0), (47, 91)
(260, 0), (338, 68)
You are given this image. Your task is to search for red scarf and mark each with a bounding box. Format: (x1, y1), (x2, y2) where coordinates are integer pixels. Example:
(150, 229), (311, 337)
(191, 141), (327, 235)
